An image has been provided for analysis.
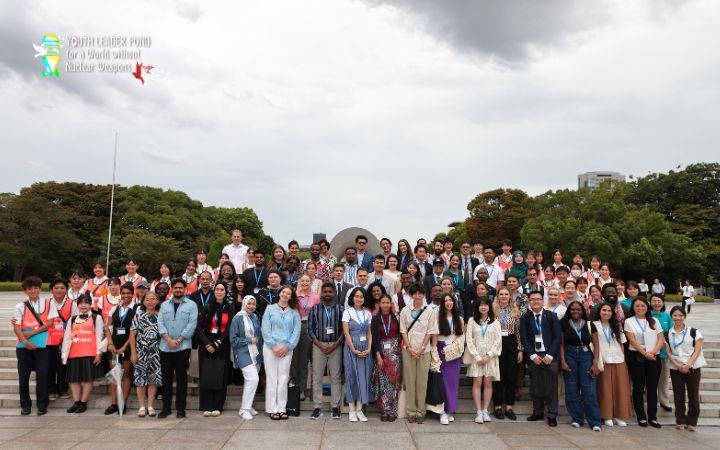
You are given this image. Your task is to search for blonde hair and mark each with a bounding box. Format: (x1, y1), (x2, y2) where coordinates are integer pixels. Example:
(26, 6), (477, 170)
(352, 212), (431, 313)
(493, 287), (519, 318)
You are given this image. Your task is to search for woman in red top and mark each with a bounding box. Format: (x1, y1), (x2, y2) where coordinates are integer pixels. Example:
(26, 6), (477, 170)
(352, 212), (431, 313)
(370, 294), (402, 421)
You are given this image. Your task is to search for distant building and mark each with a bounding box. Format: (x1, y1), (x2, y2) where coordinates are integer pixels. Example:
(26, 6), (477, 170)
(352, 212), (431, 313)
(578, 171), (625, 189)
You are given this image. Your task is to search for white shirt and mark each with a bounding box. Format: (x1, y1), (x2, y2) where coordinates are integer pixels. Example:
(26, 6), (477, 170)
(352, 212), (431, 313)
(593, 320), (626, 364)
(342, 308), (371, 324)
(667, 326), (706, 369)
(61, 314), (105, 363)
(13, 299), (59, 324)
(222, 242), (249, 274)
(473, 261), (503, 288)
(545, 304), (566, 320)
(624, 316), (662, 352)
(681, 285), (695, 297)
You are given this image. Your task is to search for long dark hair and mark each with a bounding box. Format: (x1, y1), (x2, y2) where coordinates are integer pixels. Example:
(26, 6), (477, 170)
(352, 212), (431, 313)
(472, 296), (494, 326)
(278, 285), (299, 309)
(560, 300), (588, 327)
(218, 261), (236, 281)
(438, 294), (463, 337)
(628, 297), (656, 330)
(406, 262), (423, 284)
(201, 281), (234, 328)
(596, 301), (622, 343)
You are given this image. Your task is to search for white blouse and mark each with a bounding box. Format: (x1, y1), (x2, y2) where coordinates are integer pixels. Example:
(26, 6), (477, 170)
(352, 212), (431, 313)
(593, 320), (626, 364)
(667, 326), (707, 370)
(624, 316), (662, 352)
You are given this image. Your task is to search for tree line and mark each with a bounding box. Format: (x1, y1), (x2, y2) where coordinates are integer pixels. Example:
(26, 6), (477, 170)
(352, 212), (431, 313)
(434, 163), (720, 286)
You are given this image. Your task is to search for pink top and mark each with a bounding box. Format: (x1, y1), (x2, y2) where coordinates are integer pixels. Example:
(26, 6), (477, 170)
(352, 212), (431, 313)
(297, 293), (320, 320)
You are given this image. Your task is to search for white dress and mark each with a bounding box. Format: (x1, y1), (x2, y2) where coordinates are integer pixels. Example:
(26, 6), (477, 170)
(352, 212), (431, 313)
(465, 318), (502, 379)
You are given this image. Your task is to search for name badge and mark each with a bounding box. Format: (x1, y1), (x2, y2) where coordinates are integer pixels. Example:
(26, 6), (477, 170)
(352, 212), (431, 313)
(359, 336), (367, 342)
(534, 334), (544, 351)
(325, 327), (334, 335)
(116, 327), (126, 336)
(500, 331), (509, 337)
(582, 345), (589, 352)
(254, 288), (260, 294)
(211, 327), (219, 334)
(383, 342), (392, 350)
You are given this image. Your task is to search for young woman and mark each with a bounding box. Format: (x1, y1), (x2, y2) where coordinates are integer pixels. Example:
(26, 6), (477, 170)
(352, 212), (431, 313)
(576, 277), (589, 303)
(593, 302), (632, 427)
(318, 239), (337, 272)
(665, 306), (706, 431)
(505, 274), (528, 316)
(492, 287), (523, 420)
(217, 261), (236, 288)
(559, 301), (602, 431)
(596, 264), (614, 288)
(343, 287), (374, 422)
(563, 280), (579, 306)
(650, 294), (674, 413)
(436, 294), (465, 425)
(624, 297), (665, 428)
(47, 278), (75, 401)
(154, 282), (170, 303)
(182, 259), (199, 296)
(545, 287), (567, 319)
(369, 283), (388, 314)
(585, 256), (601, 285)
(534, 251), (545, 275)
(230, 295), (263, 420)
(152, 261), (173, 292)
(542, 266), (557, 292)
(616, 280), (628, 308)
(397, 239), (413, 272)
(197, 281), (235, 416)
(384, 254), (402, 286)
(95, 277), (121, 320)
(626, 280), (641, 301)
(291, 275), (319, 401)
(83, 261), (108, 304)
(551, 249), (564, 270)
(443, 255), (466, 296)
(466, 297), (502, 424)
(130, 291), (162, 417)
(270, 245), (286, 271)
(304, 262), (323, 296)
(120, 258), (147, 297)
(406, 262), (423, 285)
(371, 294), (402, 422)
(233, 275), (246, 308)
(195, 249), (213, 277)
(570, 263), (584, 282)
(67, 268), (86, 301)
(261, 285), (301, 420)
(62, 293), (103, 414)
(586, 285), (603, 315)
(213, 253), (231, 280)
(104, 282), (137, 415)
(505, 251), (528, 286)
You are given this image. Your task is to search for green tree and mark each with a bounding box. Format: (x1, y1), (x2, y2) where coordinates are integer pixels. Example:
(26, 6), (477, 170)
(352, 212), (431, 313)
(465, 188), (529, 250)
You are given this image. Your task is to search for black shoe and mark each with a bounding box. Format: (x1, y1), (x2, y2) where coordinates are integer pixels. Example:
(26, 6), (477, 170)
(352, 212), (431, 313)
(36, 409), (47, 416)
(638, 420), (648, 427)
(548, 418), (557, 427)
(122, 405), (127, 415)
(649, 420), (662, 429)
(505, 409), (517, 421)
(526, 414), (544, 421)
(310, 408), (322, 420)
(176, 410), (186, 418)
(20, 408), (31, 416)
(661, 404), (673, 413)
(493, 408), (505, 420)
(104, 404), (119, 415)
(157, 410), (170, 419)
(66, 402), (80, 414)
(331, 408), (340, 420)
(77, 402), (87, 414)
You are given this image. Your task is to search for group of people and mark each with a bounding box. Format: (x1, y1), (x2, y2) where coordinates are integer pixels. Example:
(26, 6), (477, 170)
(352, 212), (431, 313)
(12, 230), (706, 432)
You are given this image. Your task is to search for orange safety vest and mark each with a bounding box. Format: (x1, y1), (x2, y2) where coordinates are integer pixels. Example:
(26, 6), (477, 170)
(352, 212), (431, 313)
(85, 278), (108, 300)
(120, 274), (144, 299)
(47, 298), (73, 346)
(68, 316), (97, 359)
(210, 311), (230, 334)
(185, 277), (199, 296)
(100, 295), (120, 320)
(497, 254), (513, 273)
(17, 299), (50, 347)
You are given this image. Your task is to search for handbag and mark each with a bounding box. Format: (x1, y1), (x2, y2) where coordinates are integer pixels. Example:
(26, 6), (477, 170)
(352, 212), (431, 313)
(286, 378), (301, 416)
(199, 355), (226, 390)
(529, 364), (552, 400)
(442, 335), (465, 362)
(425, 369), (445, 413)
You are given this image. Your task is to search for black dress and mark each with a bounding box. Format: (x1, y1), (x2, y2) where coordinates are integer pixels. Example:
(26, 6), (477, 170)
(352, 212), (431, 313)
(110, 304), (137, 362)
(196, 300), (235, 411)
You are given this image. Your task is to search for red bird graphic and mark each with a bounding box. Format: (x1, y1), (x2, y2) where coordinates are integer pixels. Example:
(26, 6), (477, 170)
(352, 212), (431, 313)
(143, 65), (155, 74)
(132, 62), (144, 85)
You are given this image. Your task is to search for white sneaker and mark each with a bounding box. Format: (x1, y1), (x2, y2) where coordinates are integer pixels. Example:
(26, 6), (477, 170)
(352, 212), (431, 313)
(482, 410), (492, 423)
(448, 415), (455, 422)
(440, 413), (449, 425)
(474, 412), (484, 424)
(571, 422), (581, 428)
(357, 410), (368, 422)
(604, 419), (614, 427)
(240, 409), (253, 420)
(249, 408), (258, 416)
(592, 425), (601, 432)
(203, 411), (212, 417)
(211, 410), (221, 417)
(349, 411), (358, 422)
(614, 418), (627, 427)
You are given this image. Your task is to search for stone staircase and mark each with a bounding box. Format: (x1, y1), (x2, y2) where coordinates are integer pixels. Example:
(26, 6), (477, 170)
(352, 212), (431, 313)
(1, 330), (719, 424)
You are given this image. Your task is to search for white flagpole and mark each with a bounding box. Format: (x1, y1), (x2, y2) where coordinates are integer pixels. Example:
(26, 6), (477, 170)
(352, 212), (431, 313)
(106, 132), (118, 273)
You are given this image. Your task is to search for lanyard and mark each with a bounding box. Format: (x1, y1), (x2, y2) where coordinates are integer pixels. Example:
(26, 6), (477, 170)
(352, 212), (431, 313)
(451, 270), (461, 287)
(266, 290), (275, 305)
(552, 304), (560, 313)
(448, 316), (454, 335)
(500, 307), (509, 328)
(199, 291), (211, 308)
(479, 319), (489, 337)
(254, 268), (264, 286)
(354, 308), (368, 328)
(484, 263), (495, 278)
(634, 317), (647, 333)
(601, 323), (612, 344)
(323, 304), (333, 323)
(381, 314), (392, 336)
(300, 295), (311, 314)
(570, 319), (584, 343)
(672, 327), (689, 349)
(534, 314), (542, 333)
(118, 306), (130, 327)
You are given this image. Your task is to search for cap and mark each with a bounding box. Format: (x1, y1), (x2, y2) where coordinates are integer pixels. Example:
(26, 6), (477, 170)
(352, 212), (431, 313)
(433, 259), (445, 266)
(137, 280), (150, 289)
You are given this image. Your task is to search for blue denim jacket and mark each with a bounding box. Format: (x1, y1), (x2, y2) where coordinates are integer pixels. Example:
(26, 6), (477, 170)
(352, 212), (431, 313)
(158, 297), (198, 352)
(229, 312), (264, 368)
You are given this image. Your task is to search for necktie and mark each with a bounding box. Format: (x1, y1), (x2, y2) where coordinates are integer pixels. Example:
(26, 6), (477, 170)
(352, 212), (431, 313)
(336, 283), (341, 299)
(535, 314), (541, 330)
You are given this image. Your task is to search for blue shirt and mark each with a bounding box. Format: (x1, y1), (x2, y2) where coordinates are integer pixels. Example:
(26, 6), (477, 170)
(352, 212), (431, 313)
(157, 297), (198, 352)
(651, 310), (672, 359)
(261, 304), (301, 350)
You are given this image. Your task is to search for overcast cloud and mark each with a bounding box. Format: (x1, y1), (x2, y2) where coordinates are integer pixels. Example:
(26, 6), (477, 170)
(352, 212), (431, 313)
(0, 0), (718, 248)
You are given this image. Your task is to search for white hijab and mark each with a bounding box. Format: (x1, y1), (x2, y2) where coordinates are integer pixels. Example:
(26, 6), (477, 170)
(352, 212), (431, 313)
(238, 295), (259, 364)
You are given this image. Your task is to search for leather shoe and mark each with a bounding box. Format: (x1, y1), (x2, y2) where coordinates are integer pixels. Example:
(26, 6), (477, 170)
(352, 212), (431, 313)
(526, 414), (544, 421)
(176, 410), (186, 418)
(157, 410), (171, 419)
(493, 408), (504, 420)
(37, 409), (47, 416)
(20, 408), (31, 416)
(548, 418), (557, 427)
(505, 409), (517, 421)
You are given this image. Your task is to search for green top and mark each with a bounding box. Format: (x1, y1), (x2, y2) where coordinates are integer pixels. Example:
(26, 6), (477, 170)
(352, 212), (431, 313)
(651, 310), (672, 359)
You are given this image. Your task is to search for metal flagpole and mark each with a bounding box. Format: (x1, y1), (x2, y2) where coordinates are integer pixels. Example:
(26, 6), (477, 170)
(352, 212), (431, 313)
(106, 132), (118, 272)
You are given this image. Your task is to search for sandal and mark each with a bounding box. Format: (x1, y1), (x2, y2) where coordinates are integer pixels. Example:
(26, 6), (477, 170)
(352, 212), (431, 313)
(147, 407), (156, 417)
(280, 412), (289, 420)
(270, 413), (281, 420)
(137, 407), (147, 417)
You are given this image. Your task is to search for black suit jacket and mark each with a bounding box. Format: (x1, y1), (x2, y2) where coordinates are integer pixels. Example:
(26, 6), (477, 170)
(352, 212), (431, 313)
(520, 308), (561, 363)
(424, 273), (444, 300)
(330, 280), (354, 307)
(242, 266), (269, 296)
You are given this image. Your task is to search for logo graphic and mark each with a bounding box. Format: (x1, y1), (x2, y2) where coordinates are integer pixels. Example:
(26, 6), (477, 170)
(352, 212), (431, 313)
(131, 62), (155, 85)
(33, 34), (61, 77)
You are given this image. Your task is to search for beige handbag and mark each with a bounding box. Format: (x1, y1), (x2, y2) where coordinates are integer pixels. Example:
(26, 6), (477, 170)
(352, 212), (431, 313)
(443, 334), (466, 362)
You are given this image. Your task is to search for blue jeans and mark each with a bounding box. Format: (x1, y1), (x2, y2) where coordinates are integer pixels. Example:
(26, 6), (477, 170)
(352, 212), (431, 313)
(564, 346), (601, 427)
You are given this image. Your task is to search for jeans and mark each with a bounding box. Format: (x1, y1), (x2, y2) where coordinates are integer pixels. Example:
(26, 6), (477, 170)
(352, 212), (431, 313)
(563, 346), (601, 427)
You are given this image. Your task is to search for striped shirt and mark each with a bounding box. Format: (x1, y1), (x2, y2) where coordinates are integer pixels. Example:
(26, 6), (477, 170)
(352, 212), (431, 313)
(307, 301), (345, 344)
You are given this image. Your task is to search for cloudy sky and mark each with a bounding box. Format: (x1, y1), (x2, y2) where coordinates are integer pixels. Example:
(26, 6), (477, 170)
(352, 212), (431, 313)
(1, 0), (718, 248)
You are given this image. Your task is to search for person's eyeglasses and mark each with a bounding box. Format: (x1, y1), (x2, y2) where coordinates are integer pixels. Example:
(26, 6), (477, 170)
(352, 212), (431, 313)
(357, 241), (367, 245)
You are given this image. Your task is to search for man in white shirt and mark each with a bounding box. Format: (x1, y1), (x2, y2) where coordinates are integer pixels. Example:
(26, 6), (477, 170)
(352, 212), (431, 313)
(473, 247), (503, 289)
(222, 229), (249, 274)
(681, 280), (695, 314)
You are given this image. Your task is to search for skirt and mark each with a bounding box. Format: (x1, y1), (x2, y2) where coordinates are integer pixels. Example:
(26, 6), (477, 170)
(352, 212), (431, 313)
(66, 356), (103, 383)
(466, 352), (500, 379)
(597, 362), (633, 420)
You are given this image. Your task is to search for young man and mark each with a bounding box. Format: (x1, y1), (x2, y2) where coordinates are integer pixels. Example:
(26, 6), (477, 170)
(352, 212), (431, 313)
(473, 247), (503, 289)
(343, 247), (360, 286)
(355, 268), (370, 292)
(414, 244), (433, 279)
(431, 240), (444, 264)
(157, 278), (198, 418)
(242, 250), (269, 294)
(400, 284), (438, 423)
(459, 242), (479, 289)
(424, 259), (445, 301)
(14, 276), (58, 415)
(308, 282), (345, 420)
(394, 272), (414, 311)
(523, 267), (544, 297)
(256, 270), (283, 319)
(471, 240), (484, 261)
(287, 240), (301, 259)
(329, 265), (353, 306)
(369, 254), (398, 295)
(303, 243), (329, 281)
(46, 278), (76, 400)
(222, 229), (249, 274)
(355, 235), (374, 271)
(495, 239), (514, 273)
(520, 291), (561, 427)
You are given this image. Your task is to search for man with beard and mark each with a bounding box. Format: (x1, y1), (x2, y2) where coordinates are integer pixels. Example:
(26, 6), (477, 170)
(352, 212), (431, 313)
(242, 250), (269, 294)
(589, 283), (630, 322)
(343, 247), (360, 286)
(303, 243), (329, 280)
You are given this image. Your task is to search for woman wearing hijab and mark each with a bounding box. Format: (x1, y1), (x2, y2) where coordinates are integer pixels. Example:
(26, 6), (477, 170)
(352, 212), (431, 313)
(230, 295), (263, 420)
(504, 251), (528, 287)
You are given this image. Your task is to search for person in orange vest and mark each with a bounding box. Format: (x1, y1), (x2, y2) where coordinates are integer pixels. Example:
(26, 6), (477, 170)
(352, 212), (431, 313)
(152, 261), (173, 292)
(95, 277), (122, 320)
(82, 261), (108, 304)
(67, 268), (87, 301)
(47, 278), (78, 401)
(13, 276), (59, 416)
(62, 293), (103, 414)
(182, 258), (199, 296)
(120, 258), (147, 299)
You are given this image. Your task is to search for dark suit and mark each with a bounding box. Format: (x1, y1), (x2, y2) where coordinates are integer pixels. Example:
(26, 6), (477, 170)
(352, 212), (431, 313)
(520, 308), (561, 419)
(356, 253), (374, 271)
(188, 288), (213, 349)
(415, 261), (433, 280)
(330, 280), (353, 307)
(241, 266), (269, 295)
(424, 272), (444, 301)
